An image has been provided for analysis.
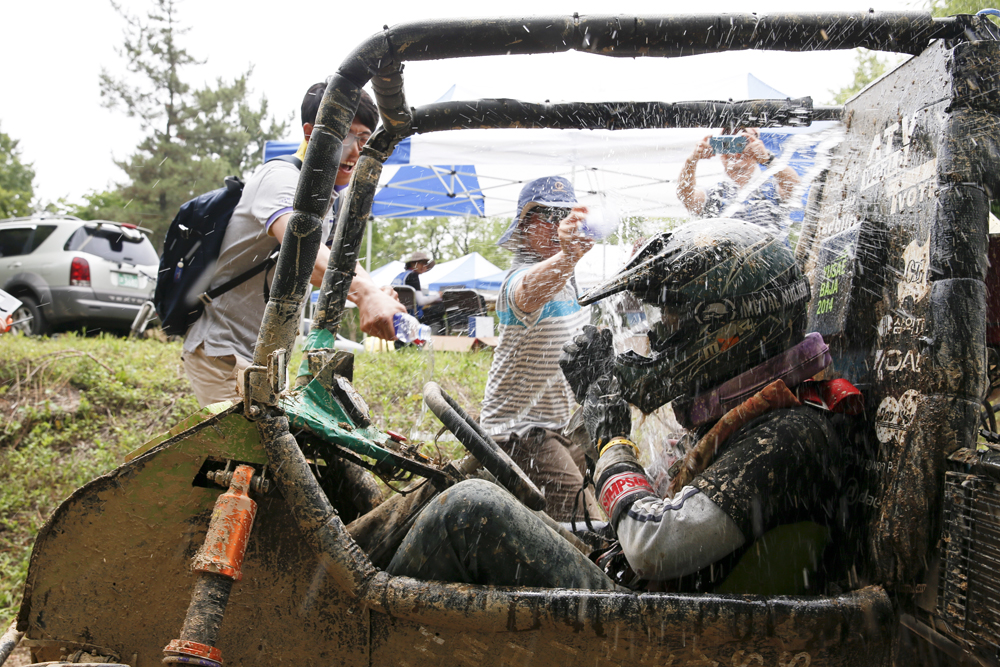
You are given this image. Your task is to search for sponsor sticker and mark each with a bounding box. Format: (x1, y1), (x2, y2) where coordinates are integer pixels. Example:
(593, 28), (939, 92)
(599, 471), (653, 518)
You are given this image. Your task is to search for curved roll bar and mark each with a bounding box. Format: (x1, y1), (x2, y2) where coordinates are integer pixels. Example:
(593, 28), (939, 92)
(254, 11), (999, 382)
(249, 12), (1000, 598)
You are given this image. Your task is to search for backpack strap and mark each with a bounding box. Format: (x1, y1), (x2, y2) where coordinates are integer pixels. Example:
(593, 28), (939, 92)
(270, 154), (303, 169)
(198, 248), (280, 306)
(196, 153), (303, 306)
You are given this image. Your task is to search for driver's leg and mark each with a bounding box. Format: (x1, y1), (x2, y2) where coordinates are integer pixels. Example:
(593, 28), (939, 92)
(495, 429), (599, 522)
(386, 479), (616, 590)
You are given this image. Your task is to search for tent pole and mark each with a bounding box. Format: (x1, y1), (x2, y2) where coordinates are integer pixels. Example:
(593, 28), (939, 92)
(366, 216), (373, 273)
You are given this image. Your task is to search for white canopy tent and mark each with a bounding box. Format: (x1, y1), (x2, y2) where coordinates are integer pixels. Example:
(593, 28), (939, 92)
(380, 121), (841, 221)
(424, 253), (503, 291)
(369, 260), (405, 287)
(365, 74), (841, 223)
(368, 252), (503, 290)
(266, 75), (843, 247)
(369, 243), (633, 296)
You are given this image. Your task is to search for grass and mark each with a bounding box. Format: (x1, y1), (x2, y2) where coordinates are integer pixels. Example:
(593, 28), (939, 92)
(0, 334), (493, 623)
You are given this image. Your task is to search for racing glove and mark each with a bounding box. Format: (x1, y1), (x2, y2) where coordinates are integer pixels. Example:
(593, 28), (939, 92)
(582, 375), (632, 456)
(580, 376), (651, 525)
(560, 325), (615, 405)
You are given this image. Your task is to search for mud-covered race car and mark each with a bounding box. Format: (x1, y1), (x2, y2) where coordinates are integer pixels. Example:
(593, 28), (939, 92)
(3, 11), (1000, 667)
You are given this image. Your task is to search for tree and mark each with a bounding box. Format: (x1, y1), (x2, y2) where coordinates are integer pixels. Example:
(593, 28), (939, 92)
(63, 190), (132, 221)
(0, 124), (35, 219)
(829, 50), (897, 105)
(99, 0), (288, 244)
(830, 1), (998, 104)
(930, 0), (999, 16)
(367, 216), (513, 272)
(183, 71), (287, 175)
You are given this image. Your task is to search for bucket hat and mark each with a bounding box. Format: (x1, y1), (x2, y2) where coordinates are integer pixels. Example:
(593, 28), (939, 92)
(497, 176), (578, 250)
(403, 251), (435, 269)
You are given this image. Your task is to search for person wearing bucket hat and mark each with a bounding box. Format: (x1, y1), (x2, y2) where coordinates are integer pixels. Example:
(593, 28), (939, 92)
(388, 219), (872, 593)
(395, 251), (436, 289)
(478, 176), (601, 523)
(391, 251), (441, 322)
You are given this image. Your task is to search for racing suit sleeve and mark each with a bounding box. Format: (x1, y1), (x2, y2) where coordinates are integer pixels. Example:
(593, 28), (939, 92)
(594, 444), (745, 581)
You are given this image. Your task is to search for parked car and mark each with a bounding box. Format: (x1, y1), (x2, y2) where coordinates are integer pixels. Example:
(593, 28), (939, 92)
(0, 216), (158, 335)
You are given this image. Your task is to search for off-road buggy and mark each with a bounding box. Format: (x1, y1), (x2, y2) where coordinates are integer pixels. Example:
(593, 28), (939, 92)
(3, 11), (1000, 667)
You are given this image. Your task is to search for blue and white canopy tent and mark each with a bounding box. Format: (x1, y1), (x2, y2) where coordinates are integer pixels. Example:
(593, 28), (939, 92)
(371, 164), (485, 218)
(424, 252), (502, 292)
(264, 137), (486, 219)
(368, 252), (504, 292)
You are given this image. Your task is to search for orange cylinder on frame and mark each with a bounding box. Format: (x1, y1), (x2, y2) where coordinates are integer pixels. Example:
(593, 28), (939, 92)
(192, 464), (257, 581)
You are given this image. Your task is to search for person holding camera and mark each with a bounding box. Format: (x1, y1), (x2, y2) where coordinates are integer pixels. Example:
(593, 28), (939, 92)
(676, 127), (800, 232)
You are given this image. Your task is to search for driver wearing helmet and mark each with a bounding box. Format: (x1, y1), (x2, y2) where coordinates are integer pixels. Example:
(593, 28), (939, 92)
(387, 220), (872, 591)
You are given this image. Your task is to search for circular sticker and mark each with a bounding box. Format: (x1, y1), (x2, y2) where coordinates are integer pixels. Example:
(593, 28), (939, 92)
(875, 389), (920, 444)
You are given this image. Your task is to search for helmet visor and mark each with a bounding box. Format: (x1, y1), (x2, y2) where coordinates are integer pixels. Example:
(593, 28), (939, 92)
(642, 302), (689, 352)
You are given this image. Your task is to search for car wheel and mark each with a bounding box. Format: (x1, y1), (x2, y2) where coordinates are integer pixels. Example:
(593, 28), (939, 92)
(10, 295), (50, 336)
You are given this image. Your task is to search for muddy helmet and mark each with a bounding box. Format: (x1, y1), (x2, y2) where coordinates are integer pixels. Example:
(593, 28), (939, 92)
(579, 219), (810, 413)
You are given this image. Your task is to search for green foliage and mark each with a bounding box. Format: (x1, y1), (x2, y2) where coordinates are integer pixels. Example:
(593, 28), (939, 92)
(829, 2), (999, 105)
(99, 0), (201, 139)
(930, 0), (1000, 16)
(0, 334), (200, 618)
(98, 0), (288, 245)
(113, 135), (233, 239)
(447, 216), (512, 269)
(369, 215), (512, 270)
(183, 71), (288, 176)
(0, 123), (36, 218)
(61, 189), (133, 221)
(829, 50), (897, 105)
(354, 348), (494, 448)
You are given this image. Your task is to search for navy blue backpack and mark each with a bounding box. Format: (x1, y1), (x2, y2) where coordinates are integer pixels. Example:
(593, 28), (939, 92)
(153, 155), (301, 336)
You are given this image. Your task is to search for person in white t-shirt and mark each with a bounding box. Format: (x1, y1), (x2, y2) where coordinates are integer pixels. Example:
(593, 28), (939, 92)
(182, 84), (404, 407)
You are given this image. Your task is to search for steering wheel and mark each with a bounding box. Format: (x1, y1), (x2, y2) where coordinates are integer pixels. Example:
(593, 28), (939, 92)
(423, 382), (547, 511)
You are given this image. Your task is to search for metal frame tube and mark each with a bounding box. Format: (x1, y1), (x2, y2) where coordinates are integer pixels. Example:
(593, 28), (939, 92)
(410, 98), (823, 133)
(312, 154), (384, 335)
(423, 382), (546, 510)
(0, 620), (22, 667)
(251, 76), (359, 370)
(341, 13), (966, 85)
(257, 10), (983, 405)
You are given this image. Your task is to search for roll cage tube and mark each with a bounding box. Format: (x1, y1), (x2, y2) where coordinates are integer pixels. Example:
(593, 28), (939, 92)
(405, 98), (842, 133)
(346, 12), (995, 133)
(248, 12), (999, 601)
(309, 96), (835, 333)
(268, 11), (1000, 379)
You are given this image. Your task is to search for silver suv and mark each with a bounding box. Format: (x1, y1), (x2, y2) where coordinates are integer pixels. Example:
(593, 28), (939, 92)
(0, 216), (158, 335)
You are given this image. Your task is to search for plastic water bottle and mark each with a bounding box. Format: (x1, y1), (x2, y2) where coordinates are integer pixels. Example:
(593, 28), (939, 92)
(393, 313), (431, 345)
(579, 206), (620, 240)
